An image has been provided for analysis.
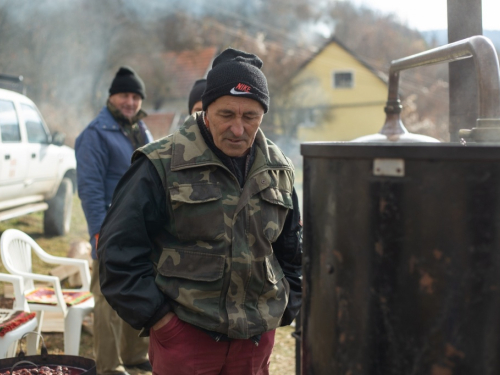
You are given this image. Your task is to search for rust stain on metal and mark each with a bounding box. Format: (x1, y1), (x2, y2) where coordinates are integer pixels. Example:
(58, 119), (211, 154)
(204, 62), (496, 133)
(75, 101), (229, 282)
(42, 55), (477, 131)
(420, 272), (434, 293)
(375, 242), (384, 256)
(433, 249), (443, 260)
(339, 332), (346, 343)
(333, 250), (343, 263)
(445, 343), (465, 359)
(431, 365), (452, 375)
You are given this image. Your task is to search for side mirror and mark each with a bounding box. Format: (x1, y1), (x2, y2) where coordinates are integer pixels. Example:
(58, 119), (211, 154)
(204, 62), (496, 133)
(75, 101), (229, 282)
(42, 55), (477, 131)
(52, 131), (66, 146)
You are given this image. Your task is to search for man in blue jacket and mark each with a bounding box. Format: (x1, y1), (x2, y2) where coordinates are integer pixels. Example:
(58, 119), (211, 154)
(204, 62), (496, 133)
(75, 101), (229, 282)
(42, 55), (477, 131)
(75, 66), (153, 375)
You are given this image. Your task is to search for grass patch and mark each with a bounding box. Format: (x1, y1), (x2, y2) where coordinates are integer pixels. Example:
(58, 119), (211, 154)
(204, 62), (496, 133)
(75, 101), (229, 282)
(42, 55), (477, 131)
(271, 326), (298, 374)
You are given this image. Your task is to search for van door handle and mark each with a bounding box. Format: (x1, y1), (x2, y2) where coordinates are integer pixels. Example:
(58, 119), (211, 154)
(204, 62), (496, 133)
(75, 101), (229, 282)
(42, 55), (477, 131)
(4, 154), (10, 160)
(31, 153), (36, 158)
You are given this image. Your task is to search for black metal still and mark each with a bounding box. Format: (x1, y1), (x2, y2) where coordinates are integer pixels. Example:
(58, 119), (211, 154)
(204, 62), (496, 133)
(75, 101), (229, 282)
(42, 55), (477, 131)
(301, 143), (500, 375)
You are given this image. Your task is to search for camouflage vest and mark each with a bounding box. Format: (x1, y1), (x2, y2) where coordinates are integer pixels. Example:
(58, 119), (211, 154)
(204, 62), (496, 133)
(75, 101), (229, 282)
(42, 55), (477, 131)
(133, 114), (295, 339)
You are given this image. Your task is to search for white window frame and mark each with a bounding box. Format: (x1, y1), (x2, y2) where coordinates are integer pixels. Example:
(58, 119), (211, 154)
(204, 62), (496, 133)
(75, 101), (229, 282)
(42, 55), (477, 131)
(332, 70), (355, 89)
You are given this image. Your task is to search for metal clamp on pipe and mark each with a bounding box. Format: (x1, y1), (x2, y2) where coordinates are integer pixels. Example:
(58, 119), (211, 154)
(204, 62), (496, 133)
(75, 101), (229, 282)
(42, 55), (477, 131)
(383, 35), (500, 143)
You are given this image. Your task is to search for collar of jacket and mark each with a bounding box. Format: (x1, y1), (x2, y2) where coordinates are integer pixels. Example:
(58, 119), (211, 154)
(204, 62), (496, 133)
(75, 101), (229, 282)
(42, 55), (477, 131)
(170, 112), (292, 174)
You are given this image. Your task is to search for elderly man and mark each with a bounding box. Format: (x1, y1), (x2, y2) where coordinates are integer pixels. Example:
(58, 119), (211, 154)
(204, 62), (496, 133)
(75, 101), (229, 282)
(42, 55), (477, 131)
(98, 49), (302, 375)
(75, 66), (152, 375)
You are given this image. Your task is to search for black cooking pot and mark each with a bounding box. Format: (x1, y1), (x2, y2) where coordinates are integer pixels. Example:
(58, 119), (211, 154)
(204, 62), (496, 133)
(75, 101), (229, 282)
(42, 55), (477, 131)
(0, 334), (95, 374)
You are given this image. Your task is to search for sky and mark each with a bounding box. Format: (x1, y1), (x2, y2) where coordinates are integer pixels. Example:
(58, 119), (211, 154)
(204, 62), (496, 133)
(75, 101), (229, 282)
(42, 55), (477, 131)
(349, 0), (500, 31)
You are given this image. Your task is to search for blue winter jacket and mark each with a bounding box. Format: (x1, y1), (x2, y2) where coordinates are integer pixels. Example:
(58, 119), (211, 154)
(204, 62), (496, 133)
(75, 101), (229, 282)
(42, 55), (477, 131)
(75, 107), (153, 259)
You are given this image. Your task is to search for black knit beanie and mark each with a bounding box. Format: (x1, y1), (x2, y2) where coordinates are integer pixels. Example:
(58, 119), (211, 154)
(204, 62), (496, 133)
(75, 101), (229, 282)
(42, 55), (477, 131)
(202, 48), (269, 113)
(109, 66), (146, 99)
(188, 79), (207, 114)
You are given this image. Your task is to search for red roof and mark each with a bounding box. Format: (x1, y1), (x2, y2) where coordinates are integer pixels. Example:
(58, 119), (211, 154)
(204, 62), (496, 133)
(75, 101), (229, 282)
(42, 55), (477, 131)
(163, 46), (218, 99)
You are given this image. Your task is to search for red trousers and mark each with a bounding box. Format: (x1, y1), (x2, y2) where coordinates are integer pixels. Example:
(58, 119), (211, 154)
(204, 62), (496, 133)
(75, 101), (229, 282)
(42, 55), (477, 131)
(149, 315), (275, 375)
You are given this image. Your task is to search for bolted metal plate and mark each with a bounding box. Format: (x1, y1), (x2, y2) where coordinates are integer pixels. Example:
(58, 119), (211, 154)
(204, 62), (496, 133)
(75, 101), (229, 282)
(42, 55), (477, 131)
(373, 158), (405, 177)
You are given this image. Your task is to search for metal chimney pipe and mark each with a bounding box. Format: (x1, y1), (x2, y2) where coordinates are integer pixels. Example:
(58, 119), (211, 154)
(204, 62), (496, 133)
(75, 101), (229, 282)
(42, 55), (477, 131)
(382, 36), (500, 142)
(448, 0), (482, 142)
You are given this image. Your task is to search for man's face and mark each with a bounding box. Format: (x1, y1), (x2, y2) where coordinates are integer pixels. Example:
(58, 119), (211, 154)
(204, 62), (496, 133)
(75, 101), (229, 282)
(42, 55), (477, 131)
(109, 92), (142, 119)
(205, 95), (264, 157)
(191, 100), (203, 115)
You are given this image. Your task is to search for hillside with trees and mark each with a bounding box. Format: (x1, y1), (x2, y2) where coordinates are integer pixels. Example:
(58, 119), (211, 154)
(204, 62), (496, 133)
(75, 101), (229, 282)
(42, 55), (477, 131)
(0, 0), (464, 144)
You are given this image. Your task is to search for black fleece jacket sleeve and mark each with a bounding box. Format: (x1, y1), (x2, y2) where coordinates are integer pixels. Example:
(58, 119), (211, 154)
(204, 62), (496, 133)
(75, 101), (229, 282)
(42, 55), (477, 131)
(273, 188), (303, 326)
(98, 155), (171, 332)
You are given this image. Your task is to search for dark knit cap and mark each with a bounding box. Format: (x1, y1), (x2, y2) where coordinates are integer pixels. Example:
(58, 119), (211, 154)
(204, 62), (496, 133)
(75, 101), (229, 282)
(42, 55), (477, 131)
(202, 48), (269, 113)
(109, 66), (146, 99)
(188, 79), (207, 114)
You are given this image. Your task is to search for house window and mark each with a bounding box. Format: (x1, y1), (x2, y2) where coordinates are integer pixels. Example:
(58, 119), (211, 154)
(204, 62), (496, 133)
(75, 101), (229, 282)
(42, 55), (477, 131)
(333, 71), (354, 89)
(296, 108), (322, 128)
(297, 108), (315, 128)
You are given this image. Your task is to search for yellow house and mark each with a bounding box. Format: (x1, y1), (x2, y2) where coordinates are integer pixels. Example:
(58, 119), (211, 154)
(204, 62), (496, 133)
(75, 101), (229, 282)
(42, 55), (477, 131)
(275, 38), (388, 141)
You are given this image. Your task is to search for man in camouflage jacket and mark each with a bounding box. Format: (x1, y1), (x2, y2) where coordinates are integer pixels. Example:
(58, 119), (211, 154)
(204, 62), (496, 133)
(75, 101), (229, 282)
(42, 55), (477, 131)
(98, 48), (302, 375)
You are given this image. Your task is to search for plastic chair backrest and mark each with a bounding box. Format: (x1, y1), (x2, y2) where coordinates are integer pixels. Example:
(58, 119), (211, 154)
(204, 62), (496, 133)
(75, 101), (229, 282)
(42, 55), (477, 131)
(1, 229), (36, 291)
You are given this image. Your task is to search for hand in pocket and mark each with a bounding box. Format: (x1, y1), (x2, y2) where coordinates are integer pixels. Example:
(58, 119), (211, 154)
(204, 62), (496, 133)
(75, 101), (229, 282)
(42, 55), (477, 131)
(153, 312), (176, 331)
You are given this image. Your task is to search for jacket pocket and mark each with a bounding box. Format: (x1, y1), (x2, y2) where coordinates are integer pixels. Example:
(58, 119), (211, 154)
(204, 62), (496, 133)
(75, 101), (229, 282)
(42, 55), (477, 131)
(258, 254), (289, 329)
(169, 183), (226, 241)
(157, 248), (226, 329)
(260, 187), (293, 243)
(158, 248), (225, 281)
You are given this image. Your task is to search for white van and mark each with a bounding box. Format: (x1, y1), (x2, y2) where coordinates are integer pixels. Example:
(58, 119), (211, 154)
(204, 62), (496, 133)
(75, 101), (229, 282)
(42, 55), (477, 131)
(0, 88), (76, 236)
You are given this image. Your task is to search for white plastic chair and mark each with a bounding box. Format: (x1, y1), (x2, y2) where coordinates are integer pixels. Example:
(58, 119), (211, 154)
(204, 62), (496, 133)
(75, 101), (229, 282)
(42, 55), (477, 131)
(0, 273), (38, 358)
(0, 229), (94, 355)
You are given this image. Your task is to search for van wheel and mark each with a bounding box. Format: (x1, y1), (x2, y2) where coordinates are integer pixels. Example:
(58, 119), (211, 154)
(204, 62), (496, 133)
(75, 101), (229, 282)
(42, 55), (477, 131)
(44, 178), (73, 236)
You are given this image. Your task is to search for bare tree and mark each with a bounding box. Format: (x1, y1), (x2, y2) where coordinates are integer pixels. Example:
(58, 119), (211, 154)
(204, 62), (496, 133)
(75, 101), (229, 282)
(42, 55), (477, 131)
(0, 0), (455, 144)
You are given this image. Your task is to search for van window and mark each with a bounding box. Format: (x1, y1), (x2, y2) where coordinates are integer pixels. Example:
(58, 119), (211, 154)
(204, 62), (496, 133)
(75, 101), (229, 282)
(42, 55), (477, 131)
(0, 100), (21, 143)
(21, 104), (49, 144)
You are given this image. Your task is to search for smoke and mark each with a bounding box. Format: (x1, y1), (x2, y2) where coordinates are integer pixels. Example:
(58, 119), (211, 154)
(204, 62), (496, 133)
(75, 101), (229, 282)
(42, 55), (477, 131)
(0, 0), (403, 150)
(116, 0), (264, 21)
(0, 0), (176, 142)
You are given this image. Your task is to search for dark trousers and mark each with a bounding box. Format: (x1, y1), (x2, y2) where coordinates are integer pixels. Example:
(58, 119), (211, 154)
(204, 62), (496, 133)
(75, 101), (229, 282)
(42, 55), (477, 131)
(149, 315), (275, 375)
